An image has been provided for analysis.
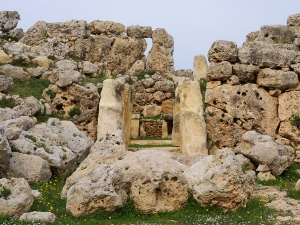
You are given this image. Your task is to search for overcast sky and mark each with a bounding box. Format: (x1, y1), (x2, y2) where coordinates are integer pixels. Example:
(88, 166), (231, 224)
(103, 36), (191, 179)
(2, 0), (300, 70)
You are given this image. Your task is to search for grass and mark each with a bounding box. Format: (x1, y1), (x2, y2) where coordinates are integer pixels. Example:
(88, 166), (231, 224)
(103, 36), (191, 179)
(0, 184), (11, 200)
(0, 96), (15, 108)
(10, 60), (38, 69)
(257, 163), (300, 200)
(0, 176), (284, 225)
(291, 113), (300, 126)
(135, 71), (155, 80)
(68, 107), (81, 118)
(9, 77), (51, 100)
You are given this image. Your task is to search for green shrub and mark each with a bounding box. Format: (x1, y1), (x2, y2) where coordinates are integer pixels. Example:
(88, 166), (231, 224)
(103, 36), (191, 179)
(0, 97), (15, 108)
(68, 107), (81, 118)
(199, 78), (207, 92)
(24, 135), (37, 143)
(291, 113), (300, 126)
(46, 90), (56, 99)
(10, 59), (38, 69)
(47, 55), (56, 60)
(0, 185), (11, 200)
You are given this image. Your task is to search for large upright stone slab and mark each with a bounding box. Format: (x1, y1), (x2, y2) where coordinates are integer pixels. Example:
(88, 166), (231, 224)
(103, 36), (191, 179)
(193, 55), (207, 81)
(179, 81), (207, 155)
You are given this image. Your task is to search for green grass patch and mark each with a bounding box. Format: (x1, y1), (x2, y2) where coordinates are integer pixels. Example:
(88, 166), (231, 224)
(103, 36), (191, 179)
(257, 163), (300, 199)
(0, 96), (15, 108)
(24, 135), (37, 143)
(10, 60), (38, 69)
(34, 110), (65, 123)
(68, 107), (81, 118)
(0, 184), (11, 200)
(0, 175), (283, 225)
(291, 113), (300, 126)
(9, 77), (51, 100)
(135, 71), (155, 80)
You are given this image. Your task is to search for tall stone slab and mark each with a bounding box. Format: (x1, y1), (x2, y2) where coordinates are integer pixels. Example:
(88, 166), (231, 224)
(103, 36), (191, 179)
(97, 79), (132, 147)
(179, 81), (207, 155)
(193, 54), (207, 81)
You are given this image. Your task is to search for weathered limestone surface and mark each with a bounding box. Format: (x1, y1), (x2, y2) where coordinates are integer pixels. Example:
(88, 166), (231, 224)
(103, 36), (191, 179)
(0, 50), (12, 64)
(0, 75), (13, 93)
(0, 178), (33, 216)
(0, 11), (20, 32)
(232, 64), (259, 83)
(0, 128), (10, 177)
(208, 40), (238, 63)
(205, 84), (279, 148)
(0, 64), (30, 81)
(193, 54), (207, 81)
(127, 26), (152, 38)
(287, 13), (300, 36)
(179, 81), (207, 155)
(184, 148), (255, 211)
(255, 25), (296, 44)
(89, 20), (125, 35)
(236, 131), (293, 176)
(207, 61), (232, 81)
(20, 212), (56, 223)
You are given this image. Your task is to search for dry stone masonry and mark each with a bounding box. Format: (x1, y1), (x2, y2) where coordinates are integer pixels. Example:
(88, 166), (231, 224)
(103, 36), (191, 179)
(1, 10), (300, 223)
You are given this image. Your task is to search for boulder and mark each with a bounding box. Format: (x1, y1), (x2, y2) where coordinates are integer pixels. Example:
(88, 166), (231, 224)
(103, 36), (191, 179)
(174, 69), (193, 79)
(255, 25), (296, 44)
(9, 152), (52, 183)
(257, 171), (276, 181)
(20, 211), (56, 223)
(153, 80), (175, 92)
(278, 121), (300, 145)
(146, 28), (174, 77)
(161, 99), (173, 114)
(291, 63), (300, 75)
(127, 26), (152, 38)
(50, 70), (81, 87)
(0, 64), (30, 81)
(235, 131), (293, 176)
(8, 28), (24, 39)
(80, 61), (99, 75)
(89, 20), (125, 35)
(26, 67), (45, 77)
(2, 42), (31, 56)
(287, 13), (300, 36)
(208, 40), (238, 63)
(0, 128), (10, 177)
(296, 179), (300, 191)
(1, 116), (35, 140)
(56, 60), (78, 71)
(66, 164), (127, 217)
(193, 54), (207, 81)
(184, 148), (255, 211)
(232, 64), (259, 83)
(205, 84), (279, 148)
(0, 11), (20, 32)
(0, 75), (13, 92)
(13, 96), (42, 116)
(143, 105), (162, 117)
(32, 56), (53, 69)
(0, 50), (12, 64)
(207, 61), (232, 81)
(278, 91), (300, 121)
(141, 77), (155, 88)
(238, 42), (299, 68)
(153, 91), (166, 103)
(37, 37), (70, 60)
(0, 178), (33, 216)
(19, 21), (48, 46)
(127, 60), (145, 76)
(0, 108), (18, 122)
(257, 68), (298, 90)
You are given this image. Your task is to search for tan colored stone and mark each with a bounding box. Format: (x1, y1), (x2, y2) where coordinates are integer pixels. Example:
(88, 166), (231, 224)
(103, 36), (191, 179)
(162, 121), (168, 138)
(208, 40), (238, 63)
(130, 114), (140, 139)
(179, 81), (207, 155)
(162, 99), (174, 114)
(193, 54), (207, 81)
(127, 60), (145, 76)
(257, 171), (276, 181)
(278, 91), (300, 121)
(127, 26), (152, 38)
(207, 61), (232, 81)
(32, 56), (53, 69)
(89, 20), (126, 35)
(0, 50), (12, 64)
(279, 121), (300, 145)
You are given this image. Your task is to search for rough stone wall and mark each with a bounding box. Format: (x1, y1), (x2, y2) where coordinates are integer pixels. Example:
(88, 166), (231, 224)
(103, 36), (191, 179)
(205, 13), (300, 150)
(142, 120), (162, 138)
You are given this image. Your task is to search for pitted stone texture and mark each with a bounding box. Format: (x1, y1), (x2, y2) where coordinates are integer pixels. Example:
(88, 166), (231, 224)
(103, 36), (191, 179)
(9, 152), (52, 183)
(1, 116), (35, 140)
(50, 70), (81, 88)
(0, 11), (20, 32)
(56, 60), (78, 71)
(143, 105), (162, 117)
(0, 178), (33, 216)
(66, 164), (127, 217)
(207, 61), (232, 81)
(127, 26), (152, 38)
(127, 60), (145, 76)
(287, 13), (300, 36)
(205, 84), (279, 148)
(20, 212), (56, 223)
(257, 68), (298, 90)
(0, 50), (12, 64)
(13, 96), (42, 117)
(146, 28), (174, 77)
(89, 20), (126, 35)
(278, 91), (300, 121)
(236, 131), (293, 176)
(184, 148), (255, 211)
(0, 75), (13, 92)
(0, 65), (30, 81)
(208, 40), (238, 63)
(232, 64), (259, 83)
(255, 25), (296, 44)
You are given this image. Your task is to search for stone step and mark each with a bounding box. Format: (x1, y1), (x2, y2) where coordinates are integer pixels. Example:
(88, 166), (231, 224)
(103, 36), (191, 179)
(129, 139), (172, 145)
(128, 146), (181, 153)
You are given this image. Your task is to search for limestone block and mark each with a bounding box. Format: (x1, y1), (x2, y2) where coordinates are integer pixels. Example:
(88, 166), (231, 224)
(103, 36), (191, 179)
(130, 114), (140, 139)
(20, 21), (48, 46)
(174, 69), (193, 78)
(257, 68), (298, 90)
(255, 25), (295, 44)
(207, 61), (232, 81)
(238, 42), (299, 68)
(20, 212), (56, 223)
(9, 152), (52, 183)
(127, 60), (145, 76)
(153, 80), (175, 92)
(0, 75), (13, 92)
(291, 63), (300, 75)
(0, 128), (10, 177)
(13, 96), (42, 117)
(172, 93), (180, 147)
(296, 179), (300, 190)
(0, 178), (33, 216)
(257, 171), (276, 181)
(205, 84), (279, 142)
(208, 40), (238, 63)
(38, 38), (70, 60)
(8, 28), (24, 39)
(287, 13), (300, 36)
(143, 105), (162, 118)
(179, 81), (207, 155)
(162, 99), (174, 114)
(141, 77), (155, 88)
(232, 64), (259, 83)
(32, 56), (54, 69)
(184, 148), (255, 211)
(26, 67), (45, 77)
(51, 70), (81, 88)
(56, 60), (78, 71)
(279, 121), (300, 145)
(278, 91), (300, 121)
(1, 116), (35, 140)
(0, 64), (30, 81)
(0, 11), (20, 32)
(89, 20), (126, 35)
(0, 50), (12, 64)
(246, 31), (259, 42)
(153, 91), (166, 103)
(193, 55), (207, 81)
(162, 120), (168, 138)
(236, 131), (293, 176)
(127, 26), (152, 38)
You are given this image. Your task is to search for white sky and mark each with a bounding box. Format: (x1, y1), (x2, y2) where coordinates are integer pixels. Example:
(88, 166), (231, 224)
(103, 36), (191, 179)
(1, 0), (300, 70)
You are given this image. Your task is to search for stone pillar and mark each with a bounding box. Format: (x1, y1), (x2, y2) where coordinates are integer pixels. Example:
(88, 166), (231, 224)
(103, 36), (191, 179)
(97, 79), (132, 148)
(130, 114), (140, 139)
(179, 81), (207, 155)
(162, 121), (168, 138)
(172, 92), (181, 146)
(193, 54), (207, 81)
